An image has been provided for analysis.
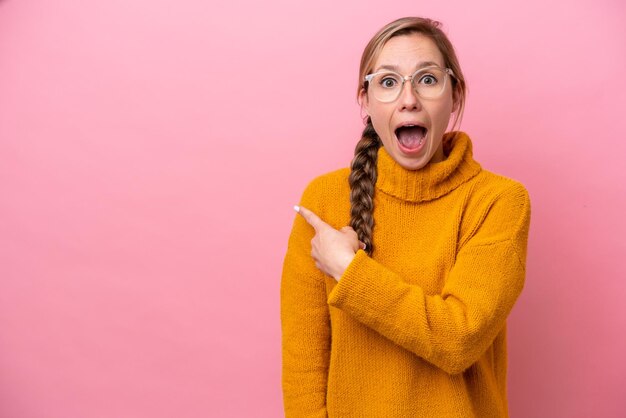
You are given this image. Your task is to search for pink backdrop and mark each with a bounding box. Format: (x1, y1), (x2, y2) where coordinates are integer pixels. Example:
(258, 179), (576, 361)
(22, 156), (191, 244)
(1, 0), (625, 416)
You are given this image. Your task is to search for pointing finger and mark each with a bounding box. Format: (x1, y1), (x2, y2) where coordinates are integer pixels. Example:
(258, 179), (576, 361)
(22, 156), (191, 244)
(294, 205), (327, 231)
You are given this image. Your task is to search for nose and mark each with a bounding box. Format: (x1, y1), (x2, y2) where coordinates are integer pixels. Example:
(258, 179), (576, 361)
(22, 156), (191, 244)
(398, 78), (421, 110)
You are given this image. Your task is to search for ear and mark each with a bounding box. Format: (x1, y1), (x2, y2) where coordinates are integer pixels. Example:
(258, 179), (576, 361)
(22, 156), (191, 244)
(451, 87), (461, 114)
(358, 88), (369, 116)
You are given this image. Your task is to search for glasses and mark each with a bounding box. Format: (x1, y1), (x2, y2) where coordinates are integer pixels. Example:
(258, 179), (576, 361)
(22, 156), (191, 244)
(364, 66), (455, 103)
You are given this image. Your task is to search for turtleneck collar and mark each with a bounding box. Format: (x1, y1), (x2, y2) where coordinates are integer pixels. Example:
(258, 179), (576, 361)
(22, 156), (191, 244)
(375, 131), (482, 203)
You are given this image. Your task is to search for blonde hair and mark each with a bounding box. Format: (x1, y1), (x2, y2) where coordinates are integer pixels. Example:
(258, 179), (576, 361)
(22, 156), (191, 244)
(349, 17), (467, 255)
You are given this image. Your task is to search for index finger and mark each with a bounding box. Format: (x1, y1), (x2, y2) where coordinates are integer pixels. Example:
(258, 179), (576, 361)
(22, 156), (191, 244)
(294, 205), (327, 232)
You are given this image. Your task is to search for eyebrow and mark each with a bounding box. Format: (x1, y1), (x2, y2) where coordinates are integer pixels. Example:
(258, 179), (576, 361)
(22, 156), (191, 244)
(374, 61), (441, 72)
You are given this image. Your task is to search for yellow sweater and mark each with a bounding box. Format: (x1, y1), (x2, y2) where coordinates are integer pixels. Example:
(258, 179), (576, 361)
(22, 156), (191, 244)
(281, 131), (531, 417)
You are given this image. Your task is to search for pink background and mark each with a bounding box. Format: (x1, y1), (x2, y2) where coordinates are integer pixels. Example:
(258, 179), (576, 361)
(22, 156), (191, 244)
(1, 0), (625, 416)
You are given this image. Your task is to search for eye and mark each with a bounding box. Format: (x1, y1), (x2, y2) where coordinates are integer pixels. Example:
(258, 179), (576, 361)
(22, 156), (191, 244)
(382, 78), (396, 88)
(377, 73), (401, 89)
(418, 74), (438, 85)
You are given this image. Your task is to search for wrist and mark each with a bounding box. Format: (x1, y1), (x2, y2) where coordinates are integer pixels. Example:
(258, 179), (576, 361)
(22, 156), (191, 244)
(333, 252), (356, 281)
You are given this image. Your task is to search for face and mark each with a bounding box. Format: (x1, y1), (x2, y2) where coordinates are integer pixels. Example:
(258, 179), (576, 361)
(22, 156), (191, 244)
(360, 33), (457, 170)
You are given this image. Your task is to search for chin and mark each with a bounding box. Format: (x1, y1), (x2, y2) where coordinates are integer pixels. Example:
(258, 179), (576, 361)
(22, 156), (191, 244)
(397, 154), (429, 171)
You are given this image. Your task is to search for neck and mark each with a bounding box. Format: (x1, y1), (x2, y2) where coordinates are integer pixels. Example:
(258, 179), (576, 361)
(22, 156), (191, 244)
(375, 131), (482, 203)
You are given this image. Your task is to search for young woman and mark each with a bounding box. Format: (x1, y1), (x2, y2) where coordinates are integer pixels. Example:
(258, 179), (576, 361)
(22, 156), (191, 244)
(281, 17), (531, 417)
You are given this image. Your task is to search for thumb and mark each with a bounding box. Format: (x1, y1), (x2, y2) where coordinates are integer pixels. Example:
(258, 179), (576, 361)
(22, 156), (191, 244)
(340, 226), (364, 250)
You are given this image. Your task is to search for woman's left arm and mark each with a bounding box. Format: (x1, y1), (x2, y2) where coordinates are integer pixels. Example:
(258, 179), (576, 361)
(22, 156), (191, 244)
(302, 183), (531, 375)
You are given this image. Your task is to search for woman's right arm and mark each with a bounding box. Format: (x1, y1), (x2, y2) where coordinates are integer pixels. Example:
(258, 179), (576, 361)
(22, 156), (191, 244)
(280, 182), (331, 418)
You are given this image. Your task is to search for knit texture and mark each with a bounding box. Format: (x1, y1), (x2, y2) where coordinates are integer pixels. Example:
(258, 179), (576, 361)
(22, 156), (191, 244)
(281, 131), (531, 418)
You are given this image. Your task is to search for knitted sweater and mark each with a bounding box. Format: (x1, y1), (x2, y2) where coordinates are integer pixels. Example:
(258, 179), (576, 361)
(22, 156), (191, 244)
(280, 131), (531, 418)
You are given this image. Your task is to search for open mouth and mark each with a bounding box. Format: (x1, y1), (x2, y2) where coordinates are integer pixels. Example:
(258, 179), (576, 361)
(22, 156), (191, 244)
(394, 125), (427, 150)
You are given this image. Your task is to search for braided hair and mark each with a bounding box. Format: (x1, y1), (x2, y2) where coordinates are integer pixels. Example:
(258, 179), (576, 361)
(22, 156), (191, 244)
(348, 118), (380, 256)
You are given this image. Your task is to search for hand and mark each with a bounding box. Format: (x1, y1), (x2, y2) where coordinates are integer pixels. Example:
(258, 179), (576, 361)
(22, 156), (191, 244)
(295, 205), (366, 281)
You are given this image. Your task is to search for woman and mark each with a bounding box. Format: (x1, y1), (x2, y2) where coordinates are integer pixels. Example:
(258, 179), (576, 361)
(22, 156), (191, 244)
(281, 17), (531, 417)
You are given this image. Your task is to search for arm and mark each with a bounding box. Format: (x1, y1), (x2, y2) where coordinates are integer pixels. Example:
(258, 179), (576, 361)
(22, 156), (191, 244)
(327, 183), (531, 375)
(280, 183), (330, 417)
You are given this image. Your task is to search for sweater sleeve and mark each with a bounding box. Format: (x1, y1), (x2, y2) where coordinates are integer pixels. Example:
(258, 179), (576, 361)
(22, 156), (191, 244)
(280, 181), (331, 417)
(327, 183), (531, 375)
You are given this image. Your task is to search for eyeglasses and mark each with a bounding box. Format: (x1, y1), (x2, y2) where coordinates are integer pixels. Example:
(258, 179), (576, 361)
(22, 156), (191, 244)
(364, 66), (456, 103)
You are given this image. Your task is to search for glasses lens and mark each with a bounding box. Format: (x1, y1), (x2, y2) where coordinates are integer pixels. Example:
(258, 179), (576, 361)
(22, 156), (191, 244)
(412, 67), (447, 99)
(370, 72), (403, 102)
(368, 67), (449, 102)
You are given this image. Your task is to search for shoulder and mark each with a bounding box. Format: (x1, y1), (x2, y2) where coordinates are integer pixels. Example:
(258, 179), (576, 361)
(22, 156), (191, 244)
(469, 168), (531, 208)
(458, 169), (532, 247)
(299, 167), (352, 228)
(300, 167), (351, 203)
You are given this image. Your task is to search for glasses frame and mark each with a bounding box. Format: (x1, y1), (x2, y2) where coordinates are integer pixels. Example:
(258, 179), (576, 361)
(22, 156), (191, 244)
(364, 65), (456, 102)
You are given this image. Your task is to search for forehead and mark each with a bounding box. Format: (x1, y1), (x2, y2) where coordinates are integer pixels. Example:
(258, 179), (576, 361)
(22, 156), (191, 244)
(373, 33), (445, 71)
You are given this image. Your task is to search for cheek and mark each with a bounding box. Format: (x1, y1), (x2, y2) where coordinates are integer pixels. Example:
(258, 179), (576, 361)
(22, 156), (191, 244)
(429, 101), (454, 129)
(369, 105), (393, 134)
(370, 117), (394, 148)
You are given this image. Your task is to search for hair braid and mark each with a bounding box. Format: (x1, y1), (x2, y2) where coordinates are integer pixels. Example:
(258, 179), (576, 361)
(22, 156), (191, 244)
(349, 119), (381, 256)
